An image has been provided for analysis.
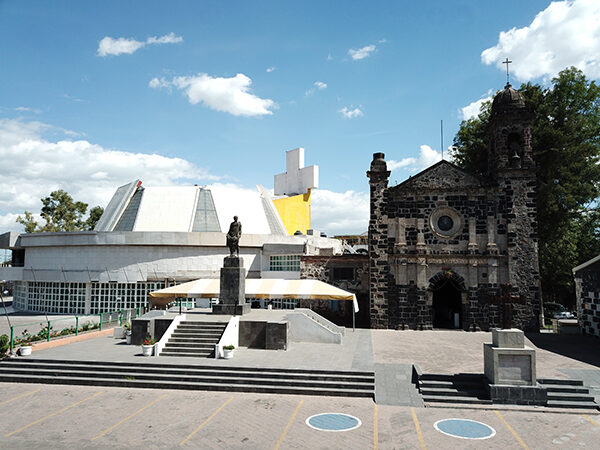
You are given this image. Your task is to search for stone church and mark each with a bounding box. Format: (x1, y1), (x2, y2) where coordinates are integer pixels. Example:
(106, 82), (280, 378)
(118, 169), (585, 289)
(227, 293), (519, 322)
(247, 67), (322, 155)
(367, 83), (540, 331)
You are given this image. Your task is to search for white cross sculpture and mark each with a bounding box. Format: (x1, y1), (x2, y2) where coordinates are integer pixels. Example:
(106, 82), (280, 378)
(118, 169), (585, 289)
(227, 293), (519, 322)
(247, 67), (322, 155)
(274, 148), (319, 196)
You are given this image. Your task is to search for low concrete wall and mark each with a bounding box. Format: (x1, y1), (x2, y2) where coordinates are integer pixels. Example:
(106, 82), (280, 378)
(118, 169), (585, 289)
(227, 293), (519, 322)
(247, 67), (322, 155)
(155, 314), (186, 356)
(286, 311), (343, 344)
(239, 321), (288, 350)
(215, 316), (240, 358)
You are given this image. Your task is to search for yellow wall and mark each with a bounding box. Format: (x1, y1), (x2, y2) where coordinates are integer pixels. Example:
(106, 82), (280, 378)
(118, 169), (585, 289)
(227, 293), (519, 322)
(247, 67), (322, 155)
(273, 190), (311, 235)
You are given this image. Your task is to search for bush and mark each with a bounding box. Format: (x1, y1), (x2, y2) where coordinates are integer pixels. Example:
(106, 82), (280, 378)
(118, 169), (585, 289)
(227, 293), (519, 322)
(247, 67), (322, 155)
(0, 334), (9, 357)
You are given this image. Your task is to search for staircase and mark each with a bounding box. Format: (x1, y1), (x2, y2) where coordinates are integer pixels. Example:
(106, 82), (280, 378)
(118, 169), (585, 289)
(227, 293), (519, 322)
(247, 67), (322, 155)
(538, 378), (599, 410)
(160, 321), (227, 358)
(417, 373), (492, 405)
(0, 359), (375, 398)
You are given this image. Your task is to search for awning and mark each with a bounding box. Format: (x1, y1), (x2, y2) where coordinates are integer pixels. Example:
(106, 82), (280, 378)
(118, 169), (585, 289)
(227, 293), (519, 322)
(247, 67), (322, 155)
(149, 278), (359, 312)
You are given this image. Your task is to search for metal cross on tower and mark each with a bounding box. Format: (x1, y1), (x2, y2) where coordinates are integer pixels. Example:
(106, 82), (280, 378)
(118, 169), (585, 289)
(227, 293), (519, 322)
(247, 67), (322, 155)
(502, 58), (512, 84)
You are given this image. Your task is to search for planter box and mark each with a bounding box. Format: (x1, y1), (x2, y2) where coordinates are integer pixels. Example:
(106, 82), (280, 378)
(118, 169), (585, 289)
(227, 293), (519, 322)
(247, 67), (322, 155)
(141, 344), (154, 356)
(113, 327), (126, 339)
(19, 346), (32, 356)
(223, 349), (234, 359)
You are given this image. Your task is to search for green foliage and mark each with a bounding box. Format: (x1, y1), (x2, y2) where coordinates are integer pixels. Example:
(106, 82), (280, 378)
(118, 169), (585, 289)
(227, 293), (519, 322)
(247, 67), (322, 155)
(451, 67), (600, 306)
(223, 344), (235, 350)
(0, 334), (9, 357)
(16, 189), (104, 233)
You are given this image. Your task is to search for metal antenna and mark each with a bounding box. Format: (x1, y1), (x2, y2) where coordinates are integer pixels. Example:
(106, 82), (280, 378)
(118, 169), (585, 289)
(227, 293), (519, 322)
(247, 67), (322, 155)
(503, 58), (512, 84)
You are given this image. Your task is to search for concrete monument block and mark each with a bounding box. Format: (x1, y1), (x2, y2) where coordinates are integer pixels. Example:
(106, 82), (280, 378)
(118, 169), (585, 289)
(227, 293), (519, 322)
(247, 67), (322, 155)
(213, 256), (251, 315)
(484, 328), (536, 386)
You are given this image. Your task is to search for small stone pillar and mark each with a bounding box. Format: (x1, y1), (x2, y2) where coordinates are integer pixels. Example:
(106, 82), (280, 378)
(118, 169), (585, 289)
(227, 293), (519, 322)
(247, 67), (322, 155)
(484, 329), (535, 385)
(484, 328), (546, 405)
(212, 256), (251, 315)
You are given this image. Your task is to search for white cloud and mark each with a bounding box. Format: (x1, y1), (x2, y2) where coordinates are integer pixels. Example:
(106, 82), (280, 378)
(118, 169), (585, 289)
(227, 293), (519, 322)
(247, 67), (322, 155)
(348, 44), (376, 60)
(339, 106), (363, 119)
(460, 94), (492, 120)
(305, 81), (328, 96)
(311, 189), (369, 235)
(97, 32), (183, 57)
(481, 0), (600, 81)
(146, 32), (183, 45)
(149, 73), (276, 117)
(0, 118), (218, 232)
(327, 53), (333, 61)
(14, 106), (41, 114)
(388, 145), (442, 173)
(266, 66), (276, 73)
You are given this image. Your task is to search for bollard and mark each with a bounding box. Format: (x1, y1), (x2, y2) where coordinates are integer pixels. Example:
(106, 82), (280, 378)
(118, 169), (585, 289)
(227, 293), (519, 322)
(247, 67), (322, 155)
(10, 326), (14, 351)
(76, 317), (79, 336)
(119, 310), (123, 326)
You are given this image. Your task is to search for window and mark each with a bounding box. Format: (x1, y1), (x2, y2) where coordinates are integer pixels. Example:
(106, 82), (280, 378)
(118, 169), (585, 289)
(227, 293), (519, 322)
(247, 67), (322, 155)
(269, 255), (300, 272)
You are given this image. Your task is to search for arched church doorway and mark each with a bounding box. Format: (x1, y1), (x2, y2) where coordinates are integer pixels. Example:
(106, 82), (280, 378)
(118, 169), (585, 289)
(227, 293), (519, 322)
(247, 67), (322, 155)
(429, 271), (465, 329)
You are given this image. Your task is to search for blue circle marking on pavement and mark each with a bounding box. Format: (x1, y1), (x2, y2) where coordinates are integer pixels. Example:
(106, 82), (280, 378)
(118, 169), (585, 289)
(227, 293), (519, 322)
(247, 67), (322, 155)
(306, 413), (362, 432)
(434, 418), (496, 440)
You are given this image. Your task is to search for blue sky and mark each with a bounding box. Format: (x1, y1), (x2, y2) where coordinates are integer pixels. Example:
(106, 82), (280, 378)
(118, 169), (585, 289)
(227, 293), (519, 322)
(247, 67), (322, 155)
(1, 0), (599, 235)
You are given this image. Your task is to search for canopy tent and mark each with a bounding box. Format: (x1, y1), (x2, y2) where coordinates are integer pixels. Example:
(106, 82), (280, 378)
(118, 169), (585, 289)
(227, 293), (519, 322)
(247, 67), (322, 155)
(149, 278), (359, 312)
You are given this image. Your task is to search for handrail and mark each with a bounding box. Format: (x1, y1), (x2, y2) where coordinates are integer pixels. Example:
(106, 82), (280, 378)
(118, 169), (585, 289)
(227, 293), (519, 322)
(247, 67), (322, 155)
(8, 306), (146, 352)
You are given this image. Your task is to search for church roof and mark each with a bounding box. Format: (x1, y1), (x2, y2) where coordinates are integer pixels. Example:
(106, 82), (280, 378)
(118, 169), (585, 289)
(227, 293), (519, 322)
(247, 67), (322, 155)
(390, 160), (487, 192)
(492, 83), (526, 115)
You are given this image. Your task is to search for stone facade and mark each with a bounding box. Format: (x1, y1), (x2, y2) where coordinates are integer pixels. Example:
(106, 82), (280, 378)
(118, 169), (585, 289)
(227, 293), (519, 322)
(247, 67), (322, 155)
(573, 257), (600, 337)
(300, 254), (369, 327)
(367, 84), (541, 331)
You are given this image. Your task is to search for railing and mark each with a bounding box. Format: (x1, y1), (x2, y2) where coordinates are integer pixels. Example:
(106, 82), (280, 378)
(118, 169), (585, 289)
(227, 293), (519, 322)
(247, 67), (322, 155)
(8, 307), (146, 351)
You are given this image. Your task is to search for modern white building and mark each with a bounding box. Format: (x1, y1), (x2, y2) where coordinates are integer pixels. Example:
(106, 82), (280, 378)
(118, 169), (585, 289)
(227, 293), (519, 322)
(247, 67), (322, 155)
(0, 154), (341, 315)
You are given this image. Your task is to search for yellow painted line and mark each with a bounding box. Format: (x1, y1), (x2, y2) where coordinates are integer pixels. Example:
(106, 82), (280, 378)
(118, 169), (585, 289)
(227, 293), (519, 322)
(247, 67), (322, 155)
(583, 415), (600, 428)
(179, 396), (233, 446)
(91, 393), (167, 441)
(0, 388), (40, 406)
(494, 410), (528, 449)
(274, 399), (303, 450)
(373, 404), (379, 450)
(411, 408), (426, 450)
(5, 391), (102, 437)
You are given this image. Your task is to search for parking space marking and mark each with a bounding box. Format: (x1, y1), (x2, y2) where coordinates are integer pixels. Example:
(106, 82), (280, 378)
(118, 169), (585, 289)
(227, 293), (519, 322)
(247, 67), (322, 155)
(91, 393), (167, 441)
(582, 415), (600, 429)
(494, 410), (528, 450)
(0, 388), (40, 406)
(179, 396), (233, 447)
(5, 391), (102, 437)
(274, 399), (303, 450)
(411, 408), (426, 450)
(373, 404), (378, 450)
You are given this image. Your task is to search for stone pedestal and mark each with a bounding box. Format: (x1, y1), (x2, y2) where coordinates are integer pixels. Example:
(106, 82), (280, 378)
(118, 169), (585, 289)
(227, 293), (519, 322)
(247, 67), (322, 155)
(484, 328), (536, 386)
(212, 256), (251, 315)
(484, 328), (545, 405)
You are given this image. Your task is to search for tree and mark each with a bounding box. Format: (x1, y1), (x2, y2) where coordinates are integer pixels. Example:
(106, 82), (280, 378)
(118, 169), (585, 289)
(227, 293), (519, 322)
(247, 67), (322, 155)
(16, 190), (104, 233)
(451, 67), (600, 306)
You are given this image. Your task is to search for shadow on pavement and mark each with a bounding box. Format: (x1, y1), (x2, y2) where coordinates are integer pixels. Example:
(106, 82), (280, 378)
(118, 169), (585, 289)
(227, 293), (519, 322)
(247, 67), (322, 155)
(525, 332), (600, 368)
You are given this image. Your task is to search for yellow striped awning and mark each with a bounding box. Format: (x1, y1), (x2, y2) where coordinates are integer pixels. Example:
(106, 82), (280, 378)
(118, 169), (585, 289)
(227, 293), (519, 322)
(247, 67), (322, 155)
(149, 278), (358, 312)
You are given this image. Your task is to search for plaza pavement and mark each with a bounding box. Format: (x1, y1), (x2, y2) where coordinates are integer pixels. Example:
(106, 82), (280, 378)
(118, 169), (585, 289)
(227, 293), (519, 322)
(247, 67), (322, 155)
(2, 309), (600, 447)
(0, 382), (599, 449)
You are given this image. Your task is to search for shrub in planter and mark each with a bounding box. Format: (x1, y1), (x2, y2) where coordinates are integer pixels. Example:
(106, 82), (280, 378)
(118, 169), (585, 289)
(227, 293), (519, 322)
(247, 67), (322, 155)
(141, 336), (156, 357)
(222, 344), (235, 359)
(19, 343), (32, 356)
(0, 334), (9, 358)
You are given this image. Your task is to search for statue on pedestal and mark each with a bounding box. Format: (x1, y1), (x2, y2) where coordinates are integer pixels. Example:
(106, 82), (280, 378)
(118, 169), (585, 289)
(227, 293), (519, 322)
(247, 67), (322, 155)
(226, 216), (242, 257)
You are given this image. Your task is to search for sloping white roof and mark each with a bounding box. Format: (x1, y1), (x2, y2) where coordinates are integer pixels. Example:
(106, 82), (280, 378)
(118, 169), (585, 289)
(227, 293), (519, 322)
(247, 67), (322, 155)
(96, 181), (287, 235)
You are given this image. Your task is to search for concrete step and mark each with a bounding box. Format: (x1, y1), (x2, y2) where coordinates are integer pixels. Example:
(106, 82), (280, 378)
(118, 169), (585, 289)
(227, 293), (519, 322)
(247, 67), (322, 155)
(159, 347), (212, 354)
(546, 392), (596, 402)
(420, 387), (489, 398)
(0, 358), (375, 379)
(0, 373), (374, 398)
(161, 352), (213, 358)
(423, 395), (493, 405)
(164, 342), (214, 349)
(538, 378), (584, 386)
(180, 322), (227, 326)
(177, 325), (226, 331)
(418, 379), (485, 389)
(168, 337), (218, 343)
(0, 359), (375, 398)
(172, 329), (222, 335)
(544, 385), (590, 394)
(0, 367), (374, 391)
(546, 400), (599, 410)
(419, 373), (486, 383)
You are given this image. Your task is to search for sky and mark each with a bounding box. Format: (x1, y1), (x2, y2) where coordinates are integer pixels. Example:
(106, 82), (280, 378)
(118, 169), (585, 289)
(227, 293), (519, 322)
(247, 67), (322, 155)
(1, 0), (600, 236)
